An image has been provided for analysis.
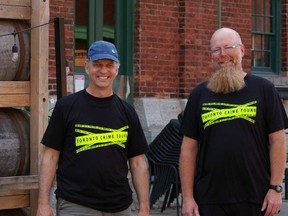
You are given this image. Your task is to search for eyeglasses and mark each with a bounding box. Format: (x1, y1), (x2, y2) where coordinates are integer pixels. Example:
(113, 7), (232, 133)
(211, 44), (242, 56)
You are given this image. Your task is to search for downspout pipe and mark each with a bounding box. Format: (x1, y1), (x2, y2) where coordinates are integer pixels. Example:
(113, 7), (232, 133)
(218, 0), (221, 28)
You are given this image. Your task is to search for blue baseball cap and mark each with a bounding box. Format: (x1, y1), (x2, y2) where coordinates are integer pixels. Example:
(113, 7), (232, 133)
(88, 41), (119, 63)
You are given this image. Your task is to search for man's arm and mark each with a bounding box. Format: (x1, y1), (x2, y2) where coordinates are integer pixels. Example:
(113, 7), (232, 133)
(37, 146), (60, 216)
(269, 129), (287, 188)
(129, 154), (150, 216)
(179, 136), (200, 216)
(262, 129), (287, 216)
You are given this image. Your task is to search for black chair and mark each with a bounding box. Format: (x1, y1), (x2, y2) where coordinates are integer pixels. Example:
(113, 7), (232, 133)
(147, 117), (183, 216)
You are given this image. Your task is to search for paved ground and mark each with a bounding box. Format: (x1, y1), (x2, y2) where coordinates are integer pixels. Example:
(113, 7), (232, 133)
(150, 207), (178, 216)
(279, 200), (288, 216)
(131, 207), (177, 216)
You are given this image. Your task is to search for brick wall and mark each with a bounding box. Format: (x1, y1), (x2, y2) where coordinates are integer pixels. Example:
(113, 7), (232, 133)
(134, 0), (252, 99)
(134, 0), (181, 99)
(49, 0), (74, 95)
(47, 1), (287, 99)
(281, 1), (288, 76)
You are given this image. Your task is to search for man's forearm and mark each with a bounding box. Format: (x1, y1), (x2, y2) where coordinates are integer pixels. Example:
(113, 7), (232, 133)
(269, 129), (287, 185)
(38, 147), (60, 205)
(179, 136), (198, 201)
(129, 155), (150, 214)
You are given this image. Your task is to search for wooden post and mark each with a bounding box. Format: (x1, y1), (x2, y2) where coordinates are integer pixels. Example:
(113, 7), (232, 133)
(30, 0), (49, 215)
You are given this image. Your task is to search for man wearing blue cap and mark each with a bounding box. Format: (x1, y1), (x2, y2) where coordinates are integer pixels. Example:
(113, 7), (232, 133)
(36, 41), (150, 216)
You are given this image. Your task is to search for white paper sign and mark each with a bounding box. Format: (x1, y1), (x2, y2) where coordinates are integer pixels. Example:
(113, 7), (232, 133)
(74, 75), (85, 92)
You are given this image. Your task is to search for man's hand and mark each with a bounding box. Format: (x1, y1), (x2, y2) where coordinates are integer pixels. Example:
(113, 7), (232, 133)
(261, 189), (282, 216)
(182, 198), (200, 216)
(137, 208), (150, 216)
(36, 203), (54, 216)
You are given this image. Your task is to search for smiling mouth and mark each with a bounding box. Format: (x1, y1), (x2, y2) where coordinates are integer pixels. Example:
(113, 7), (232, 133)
(98, 76), (109, 80)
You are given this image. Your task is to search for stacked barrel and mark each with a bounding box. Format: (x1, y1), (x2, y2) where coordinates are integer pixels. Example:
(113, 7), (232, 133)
(0, 19), (31, 177)
(0, 19), (31, 216)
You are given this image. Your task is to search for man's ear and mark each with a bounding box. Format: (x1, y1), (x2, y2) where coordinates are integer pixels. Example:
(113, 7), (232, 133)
(240, 45), (245, 58)
(85, 61), (90, 75)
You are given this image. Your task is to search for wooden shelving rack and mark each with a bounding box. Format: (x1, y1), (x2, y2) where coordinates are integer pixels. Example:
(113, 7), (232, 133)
(0, 0), (49, 215)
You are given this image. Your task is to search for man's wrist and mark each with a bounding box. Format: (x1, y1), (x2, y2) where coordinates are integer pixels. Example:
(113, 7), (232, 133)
(269, 184), (283, 193)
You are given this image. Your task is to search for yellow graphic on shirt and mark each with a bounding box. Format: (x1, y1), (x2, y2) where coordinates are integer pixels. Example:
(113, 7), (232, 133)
(201, 101), (257, 128)
(75, 124), (128, 153)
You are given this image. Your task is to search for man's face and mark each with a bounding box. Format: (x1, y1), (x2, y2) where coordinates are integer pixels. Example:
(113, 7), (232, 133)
(208, 31), (246, 94)
(210, 31), (244, 71)
(85, 59), (119, 90)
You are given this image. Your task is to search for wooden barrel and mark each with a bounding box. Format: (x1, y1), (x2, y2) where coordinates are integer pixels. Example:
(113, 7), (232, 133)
(0, 208), (29, 216)
(0, 20), (30, 81)
(0, 108), (30, 177)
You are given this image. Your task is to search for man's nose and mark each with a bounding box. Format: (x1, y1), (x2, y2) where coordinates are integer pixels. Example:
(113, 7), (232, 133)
(99, 66), (108, 72)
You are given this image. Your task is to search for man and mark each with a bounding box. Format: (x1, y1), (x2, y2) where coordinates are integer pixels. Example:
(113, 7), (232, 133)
(179, 27), (288, 216)
(36, 41), (150, 216)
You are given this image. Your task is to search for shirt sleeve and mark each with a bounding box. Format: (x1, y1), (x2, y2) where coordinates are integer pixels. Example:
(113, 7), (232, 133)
(125, 105), (148, 158)
(264, 83), (288, 133)
(41, 100), (66, 150)
(181, 84), (204, 141)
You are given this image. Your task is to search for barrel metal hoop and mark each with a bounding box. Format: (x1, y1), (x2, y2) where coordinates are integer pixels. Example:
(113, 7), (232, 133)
(13, 21), (25, 81)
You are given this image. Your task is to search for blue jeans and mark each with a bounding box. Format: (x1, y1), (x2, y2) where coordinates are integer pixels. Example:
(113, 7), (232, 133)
(57, 198), (132, 216)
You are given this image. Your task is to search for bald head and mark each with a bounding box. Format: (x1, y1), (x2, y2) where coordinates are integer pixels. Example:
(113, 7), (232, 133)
(209, 27), (246, 75)
(210, 28), (242, 47)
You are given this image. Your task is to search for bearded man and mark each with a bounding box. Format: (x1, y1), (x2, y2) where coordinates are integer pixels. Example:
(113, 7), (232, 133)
(179, 27), (288, 216)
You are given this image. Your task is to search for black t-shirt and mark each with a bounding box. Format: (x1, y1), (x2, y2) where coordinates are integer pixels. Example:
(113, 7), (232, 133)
(181, 74), (288, 205)
(41, 90), (148, 212)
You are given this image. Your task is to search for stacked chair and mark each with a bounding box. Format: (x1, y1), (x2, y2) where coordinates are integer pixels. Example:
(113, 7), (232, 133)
(146, 114), (183, 216)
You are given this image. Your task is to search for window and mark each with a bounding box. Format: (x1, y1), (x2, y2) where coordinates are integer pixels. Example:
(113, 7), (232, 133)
(74, 0), (115, 68)
(251, 0), (280, 75)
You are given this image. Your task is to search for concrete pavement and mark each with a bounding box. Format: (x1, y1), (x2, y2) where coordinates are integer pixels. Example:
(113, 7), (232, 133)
(131, 207), (178, 216)
(150, 207), (178, 216)
(279, 200), (288, 216)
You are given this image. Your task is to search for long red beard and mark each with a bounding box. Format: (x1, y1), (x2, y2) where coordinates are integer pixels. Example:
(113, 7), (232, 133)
(207, 66), (246, 94)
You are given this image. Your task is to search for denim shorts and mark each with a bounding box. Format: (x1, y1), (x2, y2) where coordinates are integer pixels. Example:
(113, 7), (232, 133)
(56, 197), (133, 216)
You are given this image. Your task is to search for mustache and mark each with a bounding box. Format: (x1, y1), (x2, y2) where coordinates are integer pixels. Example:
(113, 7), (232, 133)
(217, 56), (233, 63)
